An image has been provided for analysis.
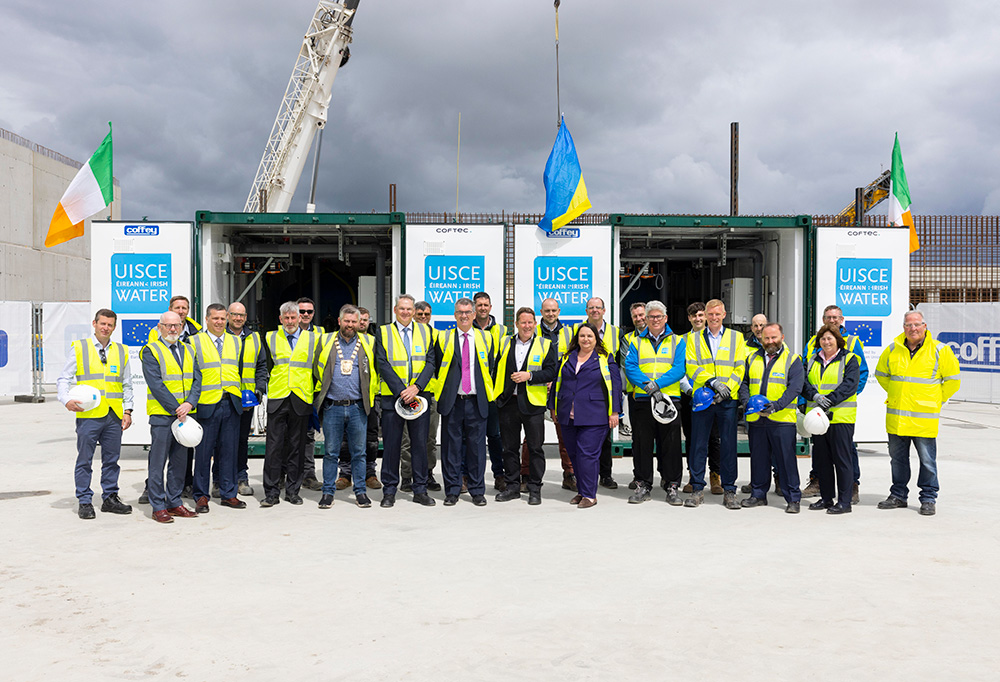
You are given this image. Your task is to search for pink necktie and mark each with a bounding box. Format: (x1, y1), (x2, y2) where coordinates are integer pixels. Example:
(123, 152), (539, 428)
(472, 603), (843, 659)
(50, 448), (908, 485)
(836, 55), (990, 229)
(461, 333), (472, 393)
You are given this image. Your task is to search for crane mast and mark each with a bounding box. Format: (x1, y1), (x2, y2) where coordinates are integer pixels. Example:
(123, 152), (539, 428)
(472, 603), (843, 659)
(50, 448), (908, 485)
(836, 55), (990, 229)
(245, 0), (359, 213)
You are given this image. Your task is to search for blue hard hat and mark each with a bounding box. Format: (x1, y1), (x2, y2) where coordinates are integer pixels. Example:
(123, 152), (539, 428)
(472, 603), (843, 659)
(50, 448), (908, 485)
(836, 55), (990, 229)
(241, 389), (260, 408)
(692, 386), (715, 412)
(745, 394), (772, 416)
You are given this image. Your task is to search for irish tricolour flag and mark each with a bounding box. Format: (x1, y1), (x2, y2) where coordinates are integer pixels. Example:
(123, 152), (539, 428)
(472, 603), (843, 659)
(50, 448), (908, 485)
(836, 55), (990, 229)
(45, 125), (113, 247)
(888, 132), (919, 253)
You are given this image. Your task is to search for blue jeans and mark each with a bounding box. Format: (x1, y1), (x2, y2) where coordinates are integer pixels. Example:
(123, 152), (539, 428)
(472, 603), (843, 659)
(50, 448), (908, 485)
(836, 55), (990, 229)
(322, 402), (368, 496)
(887, 434), (939, 502)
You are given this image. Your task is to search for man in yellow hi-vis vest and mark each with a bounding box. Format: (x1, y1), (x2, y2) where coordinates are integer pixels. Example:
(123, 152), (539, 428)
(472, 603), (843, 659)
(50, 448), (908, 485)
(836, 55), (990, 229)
(875, 311), (961, 516)
(57, 308), (134, 520)
(472, 291), (507, 490)
(297, 296), (325, 491)
(375, 294), (439, 507)
(226, 301), (267, 496)
(260, 302), (321, 507)
(400, 300), (442, 492)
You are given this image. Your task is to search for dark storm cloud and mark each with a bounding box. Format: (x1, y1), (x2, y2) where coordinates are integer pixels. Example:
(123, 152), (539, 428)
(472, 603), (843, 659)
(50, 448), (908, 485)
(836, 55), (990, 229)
(3, 0), (1000, 219)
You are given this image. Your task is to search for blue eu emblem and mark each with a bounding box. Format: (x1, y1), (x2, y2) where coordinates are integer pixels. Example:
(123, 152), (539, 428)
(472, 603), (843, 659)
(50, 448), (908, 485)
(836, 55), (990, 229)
(123, 319), (158, 346)
(844, 320), (882, 347)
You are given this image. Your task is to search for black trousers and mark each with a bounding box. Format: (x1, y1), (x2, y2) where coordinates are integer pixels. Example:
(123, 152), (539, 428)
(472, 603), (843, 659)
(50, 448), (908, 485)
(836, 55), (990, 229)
(213, 406), (253, 484)
(263, 399), (309, 498)
(681, 392), (720, 474)
(812, 422), (855, 508)
(600, 429), (614, 479)
(499, 400), (546, 491)
(630, 396), (683, 487)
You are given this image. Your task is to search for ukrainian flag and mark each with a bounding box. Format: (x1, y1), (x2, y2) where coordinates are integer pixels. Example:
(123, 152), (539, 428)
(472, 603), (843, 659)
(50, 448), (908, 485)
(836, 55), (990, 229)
(538, 116), (592, 232)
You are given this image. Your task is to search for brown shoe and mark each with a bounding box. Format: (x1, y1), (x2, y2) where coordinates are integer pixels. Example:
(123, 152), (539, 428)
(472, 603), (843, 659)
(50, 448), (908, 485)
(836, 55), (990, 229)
(562, 473), (578, 492)
(802, 477), (821, 497)
(569, 494), (583, 505)
(166, 505), (198, 518)
(195, 496), (210, 514)
(682, 478), (694, 494)
(220, 497), (247, 509)
(152, 509), (174, 523)
(710, 472), (724, 495)
(336, 477), (350, 490)
(461, 477), (469, 494)
(366, 476), (382, 490)
(852, 483), (860, 505)
(577, 497), (597, 509)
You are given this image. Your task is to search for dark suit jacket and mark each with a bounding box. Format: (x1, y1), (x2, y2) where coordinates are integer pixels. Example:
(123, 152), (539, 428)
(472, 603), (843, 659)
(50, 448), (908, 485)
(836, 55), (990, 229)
(551, 350), (623, 427)
(313, 333), (375, 416)
(373, 322), (438, 399)
(140, 342), (202, 426)
(495, 334), (558, 415)
(436, 328), (494, 419)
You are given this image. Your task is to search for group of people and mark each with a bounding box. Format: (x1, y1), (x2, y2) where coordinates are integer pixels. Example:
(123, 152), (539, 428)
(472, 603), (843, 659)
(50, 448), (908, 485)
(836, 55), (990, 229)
(59, 290), (960, 522)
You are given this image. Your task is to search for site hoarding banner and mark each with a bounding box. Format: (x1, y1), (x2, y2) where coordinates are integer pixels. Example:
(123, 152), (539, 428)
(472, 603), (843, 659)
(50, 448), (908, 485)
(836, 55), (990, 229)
(400, 224), (505, 330)
(513, 224), (617, 327)
(91, 222), (194, 445)
(815, 227), (910, 442)
(41, 302), (92, 384)
(917, 302), (1000, 404)
(0, 301), (33, 396)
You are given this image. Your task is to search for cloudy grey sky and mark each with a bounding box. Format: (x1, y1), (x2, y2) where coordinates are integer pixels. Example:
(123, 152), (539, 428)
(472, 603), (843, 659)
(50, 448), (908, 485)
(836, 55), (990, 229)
(4, 0), (1000, 219)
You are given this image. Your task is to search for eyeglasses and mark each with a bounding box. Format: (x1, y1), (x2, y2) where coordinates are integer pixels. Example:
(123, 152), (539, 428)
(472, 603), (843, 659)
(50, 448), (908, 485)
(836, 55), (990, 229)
(646, 314), (665, 321)
(903, 323), (926, 329)
(229, 313), (247, 318)
(161, 323), (182, 330)
(455, 310), (473, 316)
(99, 348), (107, 365)
(299, 309), (314, 315)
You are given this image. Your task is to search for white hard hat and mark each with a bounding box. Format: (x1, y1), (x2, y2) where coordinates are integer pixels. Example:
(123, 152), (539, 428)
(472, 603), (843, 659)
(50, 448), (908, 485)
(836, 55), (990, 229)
(395, 396), (428, 421)
(803, 407), (831, 436)
(650, 394), (678, 424)
(68, 384), (101, 411)
(171, 417), (204, 448)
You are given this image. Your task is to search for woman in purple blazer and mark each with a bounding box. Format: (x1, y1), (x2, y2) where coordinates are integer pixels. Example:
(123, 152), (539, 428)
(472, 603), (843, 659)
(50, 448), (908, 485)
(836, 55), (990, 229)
(550, 323), (622, 507)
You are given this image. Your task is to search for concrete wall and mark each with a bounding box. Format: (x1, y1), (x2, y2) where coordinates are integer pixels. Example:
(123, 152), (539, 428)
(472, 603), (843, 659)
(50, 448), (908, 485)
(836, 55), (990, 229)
(0, 129), (121, 302)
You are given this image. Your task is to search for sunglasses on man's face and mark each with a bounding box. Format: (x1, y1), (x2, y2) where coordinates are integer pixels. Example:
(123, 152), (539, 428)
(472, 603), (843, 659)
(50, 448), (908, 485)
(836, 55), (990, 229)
(299, 309), (314, 315)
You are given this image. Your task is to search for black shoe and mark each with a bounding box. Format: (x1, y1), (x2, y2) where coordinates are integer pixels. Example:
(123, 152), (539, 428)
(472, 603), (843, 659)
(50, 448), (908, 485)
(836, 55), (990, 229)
(138, 488), (149, 505)
(919, 501), (936, 516)
(827, 503), (852, 515)
(471, 494), (487, 507)
(495, 489), (521, 502)
(426, 476), (442, 492)
(260, 496), (280, 507)
(628, 478), (638, 490)
(380, 494), (395, 508)
(599, 476), (618, 490)
(878, 495), (908, 510)
(740, 496), (767, 508)
(356, 493), (372, 508)
(78, 503), (96, 520)
(285, 493), (303, 505)
(528, 491), (541, 506)
(100, 494), (132, 515)
(302, 476), (323, 491)
(318, 494), (334, 509)
(400, 478), (413, 493)
(181, 485), (194, 499)
(443, 494), (459, 506)
(809, 500), (833, 510)
(494, 477), (507, 492)
(785, 501), (801, 514)
(561, 473), (577, 492)
(412, 492), (436, 506)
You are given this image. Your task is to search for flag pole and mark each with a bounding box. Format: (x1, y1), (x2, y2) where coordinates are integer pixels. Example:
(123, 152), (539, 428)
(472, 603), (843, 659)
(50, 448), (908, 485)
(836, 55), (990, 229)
(455, 112), (461, 218)
(554, 0), (561, 128)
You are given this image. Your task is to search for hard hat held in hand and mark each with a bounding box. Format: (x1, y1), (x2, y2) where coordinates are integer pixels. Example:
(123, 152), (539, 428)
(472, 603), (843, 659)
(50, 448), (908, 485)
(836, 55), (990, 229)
(803, 407), (831, 436)
(395, 395), (428, 421)
(650, 393), (678, 424)
(241, 389), (260, 408)
(745, 394), (772, 416)
(67, 384), (102, 411)
(171, 417), (204, 447)
(691, 386), (715, 412)
(796, 410), (811, 439)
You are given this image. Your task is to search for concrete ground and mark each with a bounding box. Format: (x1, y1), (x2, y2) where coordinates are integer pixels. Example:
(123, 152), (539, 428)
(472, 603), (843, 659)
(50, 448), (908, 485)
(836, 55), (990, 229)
(1, 398), (998, 681)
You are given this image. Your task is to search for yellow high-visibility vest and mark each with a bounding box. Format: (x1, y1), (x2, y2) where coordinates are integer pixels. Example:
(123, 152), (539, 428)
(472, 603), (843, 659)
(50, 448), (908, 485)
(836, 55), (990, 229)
(875, 331), (961, 438)
(805, 350), (858, 424)
(237, 331), (262, 392)
(378, 322), (432, 396)
(265, 330), (319, 403)
(141, 340), (196, 416)
(316, 332), (378, 407)
(630, 332), (683, 398)
(686, 327), (748, 399)
(746, 344), (800, 424)
(147, 317), (202, 344)
(189, 331), (241, 405)
(434, 328), (496, 401)
(71, 339), (127, 419)
(494, 334), (550, 406)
